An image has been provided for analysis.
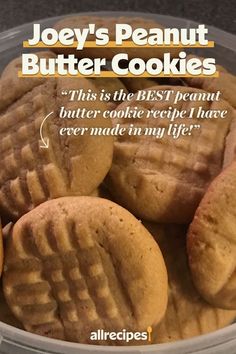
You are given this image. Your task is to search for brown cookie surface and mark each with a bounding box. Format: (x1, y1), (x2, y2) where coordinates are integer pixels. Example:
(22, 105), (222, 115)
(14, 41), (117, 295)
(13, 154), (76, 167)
(0, 52), (114, 220)
(53, 16), (180, 60)
(106, 85), (233, 223)
(187, 161), (236, 309)
(3, 196), (168, 344)
(145, 223), (236, 343)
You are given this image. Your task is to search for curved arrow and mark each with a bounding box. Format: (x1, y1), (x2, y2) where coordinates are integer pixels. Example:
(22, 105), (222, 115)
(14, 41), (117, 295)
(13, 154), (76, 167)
(39, 111), (54, 148)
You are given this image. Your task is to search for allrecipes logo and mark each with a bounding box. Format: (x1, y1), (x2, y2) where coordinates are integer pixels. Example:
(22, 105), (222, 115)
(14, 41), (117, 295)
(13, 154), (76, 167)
(90, 326), (152, 343)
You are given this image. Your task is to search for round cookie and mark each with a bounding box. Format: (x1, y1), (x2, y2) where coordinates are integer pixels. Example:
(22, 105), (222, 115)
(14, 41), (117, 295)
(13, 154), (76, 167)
(53, 16), (180, 60)
(105, 85), (233, 223)
(0, 52), (114, 220)
(187, 161), (236, 309)
(3, 196), (168, 344)
(144, 223), (236, 343)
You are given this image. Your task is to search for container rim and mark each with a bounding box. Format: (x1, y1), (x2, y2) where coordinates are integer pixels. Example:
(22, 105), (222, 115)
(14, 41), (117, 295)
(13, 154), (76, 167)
(0, 321), (236, 353)
(0, 10), (235, 354)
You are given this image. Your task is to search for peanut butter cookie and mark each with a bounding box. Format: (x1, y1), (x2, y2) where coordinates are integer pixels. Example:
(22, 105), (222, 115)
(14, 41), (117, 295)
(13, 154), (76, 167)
(3, 197), (168, 344)
(106, 86), (233, 223)
(0, 53), (113, 220)
(145, 223), (236, 342)
(187, 161), (236, 309)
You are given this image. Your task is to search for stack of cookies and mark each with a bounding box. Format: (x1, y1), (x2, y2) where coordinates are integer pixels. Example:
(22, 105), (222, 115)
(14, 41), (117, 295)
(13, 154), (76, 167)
(0, 15), (235, 346)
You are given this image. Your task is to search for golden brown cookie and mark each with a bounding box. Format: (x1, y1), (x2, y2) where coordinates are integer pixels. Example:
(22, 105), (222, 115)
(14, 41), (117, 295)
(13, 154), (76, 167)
(53, 16), (180, 60)
(106, 85), (233, 223)
(0, 52), (114, 220)
(145, 223), (236, 343)
(184, 56), (236, 108)
(0, 283), (23, 328)
(3, 196), (168, 344)
(187, 161), (236, 309)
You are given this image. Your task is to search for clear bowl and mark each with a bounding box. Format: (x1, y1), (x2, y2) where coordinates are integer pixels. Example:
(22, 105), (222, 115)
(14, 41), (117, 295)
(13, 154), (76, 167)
(0, 11), (235, 354)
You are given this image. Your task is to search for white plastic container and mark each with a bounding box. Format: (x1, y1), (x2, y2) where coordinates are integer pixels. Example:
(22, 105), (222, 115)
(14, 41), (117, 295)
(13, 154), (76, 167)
(0, 11), (235, 354)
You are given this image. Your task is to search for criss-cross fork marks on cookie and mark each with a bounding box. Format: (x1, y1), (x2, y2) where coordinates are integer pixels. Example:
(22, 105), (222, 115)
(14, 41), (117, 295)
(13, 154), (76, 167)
(0, 69), (114, 219)
(4, 217), (136, 342)
(3, 197), (168, 344)
(107, 86), (233, 223)
(0, 83), (69, 218)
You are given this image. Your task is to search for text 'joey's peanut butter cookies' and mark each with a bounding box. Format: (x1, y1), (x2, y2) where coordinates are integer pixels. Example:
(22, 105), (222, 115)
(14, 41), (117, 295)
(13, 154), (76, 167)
(145, 224), (236, 343)
(0, 52), (114, 220)
(3, 197), (168, 344)
(187, 161), (236, 310)
(53, 16), (180, 60)
(106, 85), (233, 223)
